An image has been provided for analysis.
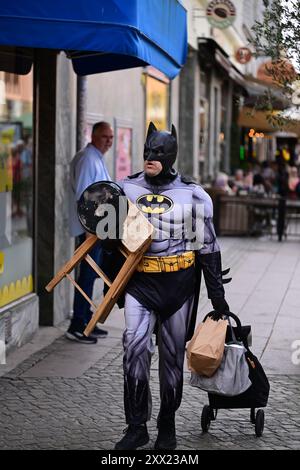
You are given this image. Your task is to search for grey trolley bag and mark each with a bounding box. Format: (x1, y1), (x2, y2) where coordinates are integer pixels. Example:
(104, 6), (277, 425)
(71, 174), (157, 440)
(198, 312), (270, 437)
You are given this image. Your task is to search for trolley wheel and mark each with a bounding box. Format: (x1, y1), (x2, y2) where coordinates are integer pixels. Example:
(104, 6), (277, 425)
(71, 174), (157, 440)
(255, 409), (265, 437)
(211, 408), (218, 421)
(201, 405), (211, 432)
(250, 408), (256, 424)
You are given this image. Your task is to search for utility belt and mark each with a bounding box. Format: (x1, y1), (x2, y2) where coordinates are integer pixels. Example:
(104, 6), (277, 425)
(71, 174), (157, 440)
(136, 251), (195, 273)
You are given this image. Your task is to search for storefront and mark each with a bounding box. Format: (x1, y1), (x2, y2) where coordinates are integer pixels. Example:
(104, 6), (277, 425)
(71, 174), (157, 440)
(239, 125), (276, 166)
(191, 38), (245, 182)
(0, 71), (34, 310)
(0, 0), (187, 353)
(0, 63), (37, 352)
(238, 106), (300, 166)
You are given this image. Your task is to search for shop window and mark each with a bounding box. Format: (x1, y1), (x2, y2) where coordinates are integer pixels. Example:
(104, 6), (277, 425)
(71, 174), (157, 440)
(0, 70), (33, 308)
(145, 68), (169, 131)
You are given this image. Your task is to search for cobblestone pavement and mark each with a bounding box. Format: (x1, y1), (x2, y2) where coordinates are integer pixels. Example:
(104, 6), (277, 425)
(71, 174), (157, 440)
(1, 237), (300, 450)
(1, 337), (300, 450)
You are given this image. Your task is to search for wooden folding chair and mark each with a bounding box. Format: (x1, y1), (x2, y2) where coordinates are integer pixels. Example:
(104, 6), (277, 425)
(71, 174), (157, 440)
(46, 202), (154, 336)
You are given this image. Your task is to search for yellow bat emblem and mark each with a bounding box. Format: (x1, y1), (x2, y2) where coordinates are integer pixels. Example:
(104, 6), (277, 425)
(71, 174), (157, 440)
(137, 194), (174, 214)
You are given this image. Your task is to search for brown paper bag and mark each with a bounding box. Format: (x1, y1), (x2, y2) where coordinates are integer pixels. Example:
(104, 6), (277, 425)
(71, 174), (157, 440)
(186, 317), (227, 377)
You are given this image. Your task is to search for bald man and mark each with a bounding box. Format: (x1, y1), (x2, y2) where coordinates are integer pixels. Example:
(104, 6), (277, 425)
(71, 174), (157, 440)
(67, 122), (114, 344)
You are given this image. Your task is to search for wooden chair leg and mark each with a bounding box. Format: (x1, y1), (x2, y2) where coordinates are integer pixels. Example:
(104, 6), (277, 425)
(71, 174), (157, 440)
(65, 273), (97, 310)
(84, 238), (151, 336)
(45, 236), (98, 292)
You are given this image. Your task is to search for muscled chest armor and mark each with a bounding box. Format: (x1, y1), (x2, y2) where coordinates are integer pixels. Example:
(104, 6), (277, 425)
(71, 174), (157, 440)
(120, 173), (203, 256)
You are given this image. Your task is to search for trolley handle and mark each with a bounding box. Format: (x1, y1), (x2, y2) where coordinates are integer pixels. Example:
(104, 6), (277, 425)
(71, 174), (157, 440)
(204, 310), (243, 338)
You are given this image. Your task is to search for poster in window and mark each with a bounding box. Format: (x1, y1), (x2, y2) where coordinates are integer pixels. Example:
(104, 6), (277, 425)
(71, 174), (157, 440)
(84, 123), (93, 147)
(116, 127), (132, 180)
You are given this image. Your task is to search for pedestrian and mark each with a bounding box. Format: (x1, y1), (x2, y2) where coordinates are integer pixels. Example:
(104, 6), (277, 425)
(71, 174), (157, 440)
(275, 157), (289, 197)
(67, 121), (114, 344)
(213, 172), (234, 194)
(288, 166), (300, 200)
(114, 122), (230, 450)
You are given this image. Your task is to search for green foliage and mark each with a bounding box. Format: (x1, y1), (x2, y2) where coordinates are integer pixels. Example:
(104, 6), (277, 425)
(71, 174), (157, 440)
(251, 0), (300, 127)
(253, 0), (300, 65)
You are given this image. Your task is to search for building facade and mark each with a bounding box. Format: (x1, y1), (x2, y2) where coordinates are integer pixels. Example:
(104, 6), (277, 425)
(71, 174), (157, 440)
(179, 0), (266, 182)
(0, 1), (187, 355)
(0, 50), (77, 353)
(85, 66), (180, 179)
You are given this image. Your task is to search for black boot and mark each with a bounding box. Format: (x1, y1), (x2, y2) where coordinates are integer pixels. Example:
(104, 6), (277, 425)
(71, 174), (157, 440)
(115, 424), (149, 450)
(154, 415), (177, 450)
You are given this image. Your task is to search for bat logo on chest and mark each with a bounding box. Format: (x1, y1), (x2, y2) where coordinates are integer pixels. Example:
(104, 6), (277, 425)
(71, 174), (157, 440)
(136, 194), (174, 214)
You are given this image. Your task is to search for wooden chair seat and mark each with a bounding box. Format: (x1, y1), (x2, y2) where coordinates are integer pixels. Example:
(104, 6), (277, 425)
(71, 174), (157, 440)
(46, 201), (154, 336)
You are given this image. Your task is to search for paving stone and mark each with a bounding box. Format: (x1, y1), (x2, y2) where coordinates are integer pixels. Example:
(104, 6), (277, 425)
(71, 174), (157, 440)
(1, 237), (300, 450)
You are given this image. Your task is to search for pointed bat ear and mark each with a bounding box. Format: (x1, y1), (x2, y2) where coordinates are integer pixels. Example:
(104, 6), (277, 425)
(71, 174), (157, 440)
(146, 122), (157, 139)
(171, 124), (177, 141)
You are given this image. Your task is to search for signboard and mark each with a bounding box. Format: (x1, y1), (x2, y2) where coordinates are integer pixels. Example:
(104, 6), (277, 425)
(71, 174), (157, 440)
(206, 0), (236, 29)
(235, 47), (252, 64)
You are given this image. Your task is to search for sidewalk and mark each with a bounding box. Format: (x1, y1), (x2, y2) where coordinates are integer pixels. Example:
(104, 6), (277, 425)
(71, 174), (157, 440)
(0, 237), (300, 450)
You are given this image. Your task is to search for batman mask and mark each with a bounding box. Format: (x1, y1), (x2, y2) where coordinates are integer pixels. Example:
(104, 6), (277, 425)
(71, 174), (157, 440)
(143, 122), (178, 177)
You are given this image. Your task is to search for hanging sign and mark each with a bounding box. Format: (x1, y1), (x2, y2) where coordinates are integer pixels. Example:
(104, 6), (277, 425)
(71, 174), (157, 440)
(206, 0), (236, 29)
(235, 47), (252, 64)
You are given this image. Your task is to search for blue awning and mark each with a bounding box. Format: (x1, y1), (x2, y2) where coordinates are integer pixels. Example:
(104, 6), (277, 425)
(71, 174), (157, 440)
(0, 0), (187, 79)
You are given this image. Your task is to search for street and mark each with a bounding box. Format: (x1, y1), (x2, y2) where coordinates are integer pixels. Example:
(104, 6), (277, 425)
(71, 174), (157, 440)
(0, 237), (300, 450)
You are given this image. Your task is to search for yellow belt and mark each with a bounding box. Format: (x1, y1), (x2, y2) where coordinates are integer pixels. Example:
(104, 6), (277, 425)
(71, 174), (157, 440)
(137, 251), (195, 273)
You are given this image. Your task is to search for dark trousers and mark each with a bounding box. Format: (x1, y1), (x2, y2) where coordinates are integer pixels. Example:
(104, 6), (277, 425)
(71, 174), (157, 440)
(72, 233), (103, 326)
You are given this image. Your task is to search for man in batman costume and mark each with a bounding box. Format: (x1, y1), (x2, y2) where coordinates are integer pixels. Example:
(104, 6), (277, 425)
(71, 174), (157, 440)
(114, 122), (230, 450)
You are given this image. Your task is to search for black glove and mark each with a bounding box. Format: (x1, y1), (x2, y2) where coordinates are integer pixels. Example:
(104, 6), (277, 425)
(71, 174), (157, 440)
(211, 297), (230, 320)
(199, 251), (225, 299)
(199, 251), (230, 319)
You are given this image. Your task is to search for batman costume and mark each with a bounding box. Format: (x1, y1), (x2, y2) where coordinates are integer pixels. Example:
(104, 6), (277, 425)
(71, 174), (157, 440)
(115, 122), (230, 451)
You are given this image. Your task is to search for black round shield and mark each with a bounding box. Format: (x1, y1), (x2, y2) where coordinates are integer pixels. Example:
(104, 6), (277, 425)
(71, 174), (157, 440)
(77, 181), (128, 238)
